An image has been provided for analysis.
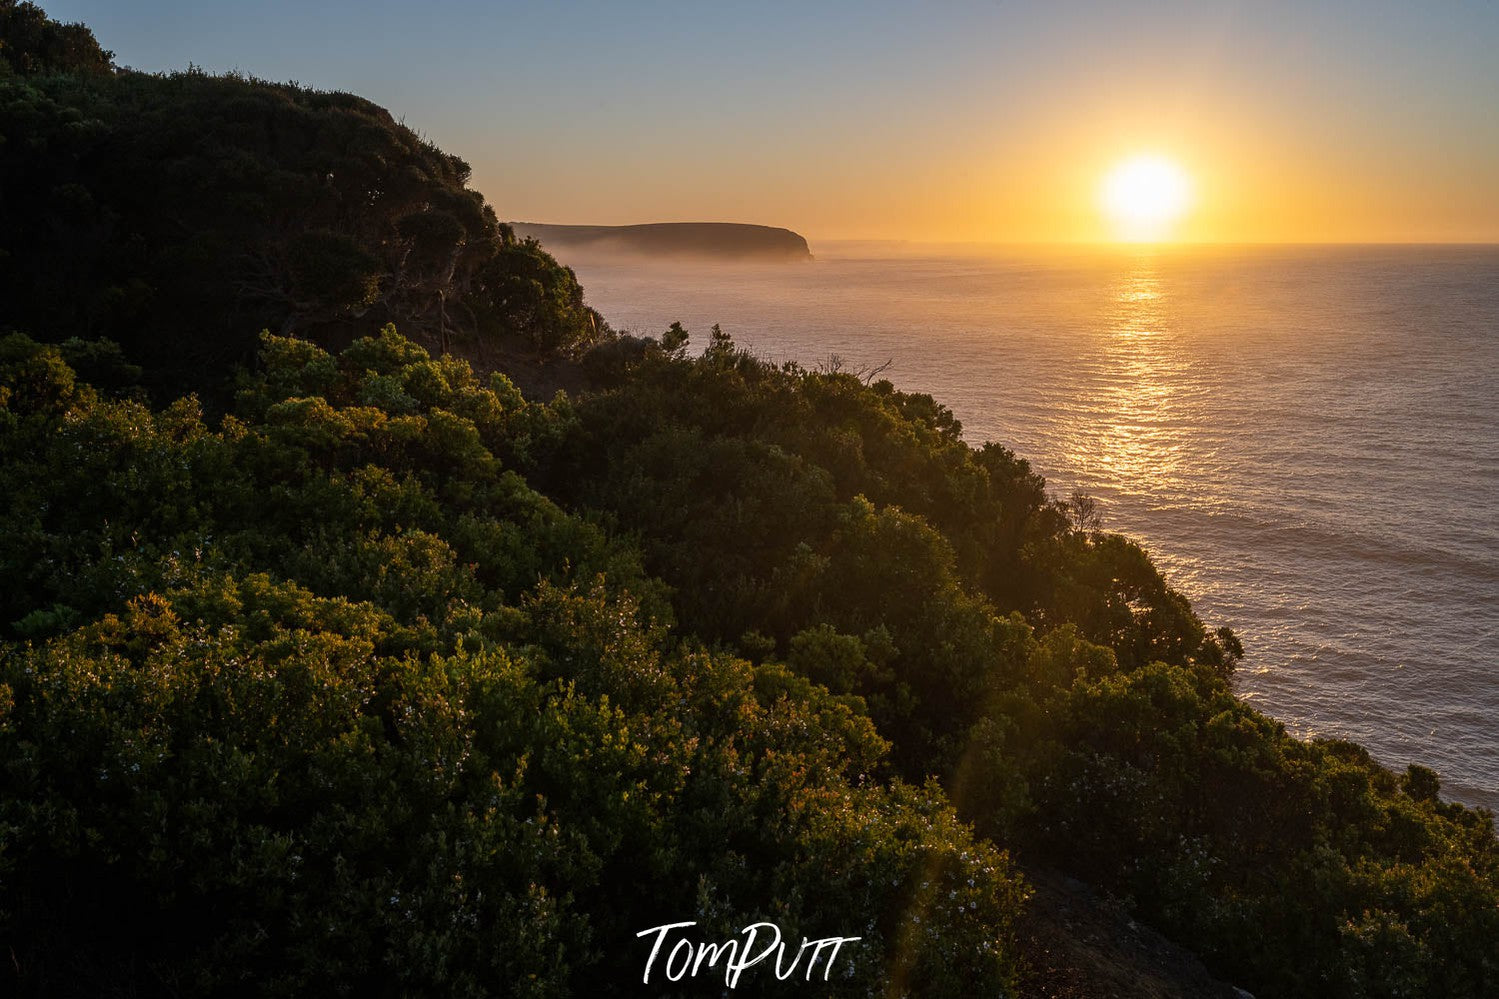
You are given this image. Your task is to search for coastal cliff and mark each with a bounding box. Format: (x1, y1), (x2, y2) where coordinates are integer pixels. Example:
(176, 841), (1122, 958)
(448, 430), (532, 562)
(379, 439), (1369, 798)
(511, 221), (813, 260)
(3, 7), (1496, 998)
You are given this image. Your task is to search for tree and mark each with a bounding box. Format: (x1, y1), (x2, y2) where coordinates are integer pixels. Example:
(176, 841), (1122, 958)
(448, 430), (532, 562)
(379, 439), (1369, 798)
(1065, 487), (1103, 532)
(0, 1), (113, 75)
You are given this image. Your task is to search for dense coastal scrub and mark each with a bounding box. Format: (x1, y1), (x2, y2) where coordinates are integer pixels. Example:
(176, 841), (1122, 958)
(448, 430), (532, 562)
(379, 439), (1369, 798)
(0, 3), (600, 402)
(0, 330), (1026, 995)
(548, 323), (1499, 996)
(1, 5), (1496, 996)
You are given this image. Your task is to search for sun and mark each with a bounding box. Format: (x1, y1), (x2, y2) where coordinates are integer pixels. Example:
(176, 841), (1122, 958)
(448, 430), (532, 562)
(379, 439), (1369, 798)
(1100, 154), (1193, 241)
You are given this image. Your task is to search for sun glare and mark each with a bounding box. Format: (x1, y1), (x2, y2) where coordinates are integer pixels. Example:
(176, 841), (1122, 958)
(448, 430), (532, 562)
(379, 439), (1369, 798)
(1100, 155), (1193, 241)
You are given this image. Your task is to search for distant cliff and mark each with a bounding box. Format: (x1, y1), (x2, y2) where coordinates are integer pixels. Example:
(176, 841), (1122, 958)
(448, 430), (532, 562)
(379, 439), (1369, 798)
(510, 222), (813, 261)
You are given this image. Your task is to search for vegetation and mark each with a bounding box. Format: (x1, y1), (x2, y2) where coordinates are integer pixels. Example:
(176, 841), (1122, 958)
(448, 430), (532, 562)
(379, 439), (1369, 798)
(0, 1), (111, 76)
(552, 323), (1499, 997)
(1, 6), (1496, 997)
(0, 329), (1026, 996)
(0, 13), (600, 402)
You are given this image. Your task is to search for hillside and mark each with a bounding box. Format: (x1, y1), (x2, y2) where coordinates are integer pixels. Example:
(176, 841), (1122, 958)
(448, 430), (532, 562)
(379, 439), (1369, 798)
(0, 28), (604, 402)
(511, 221), (814, 261)
(2, 6), (1497, 997)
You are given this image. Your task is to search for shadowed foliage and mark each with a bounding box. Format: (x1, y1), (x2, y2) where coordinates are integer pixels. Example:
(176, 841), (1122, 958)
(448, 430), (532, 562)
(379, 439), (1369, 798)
(0, 16), (600, 402)
(0, 1), (111, 76)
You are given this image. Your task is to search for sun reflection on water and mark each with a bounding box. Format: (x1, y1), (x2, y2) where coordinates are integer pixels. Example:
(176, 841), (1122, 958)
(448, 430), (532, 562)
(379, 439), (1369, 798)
(1062, 256), (1198, 493)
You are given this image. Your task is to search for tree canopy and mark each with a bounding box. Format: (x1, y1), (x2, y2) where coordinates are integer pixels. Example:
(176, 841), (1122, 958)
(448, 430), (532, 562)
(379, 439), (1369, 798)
(0, 1), (112, 76)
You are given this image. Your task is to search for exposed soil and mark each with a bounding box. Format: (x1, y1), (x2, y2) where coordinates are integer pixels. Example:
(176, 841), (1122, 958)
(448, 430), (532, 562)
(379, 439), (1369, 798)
(1017, 867), (1251, 999)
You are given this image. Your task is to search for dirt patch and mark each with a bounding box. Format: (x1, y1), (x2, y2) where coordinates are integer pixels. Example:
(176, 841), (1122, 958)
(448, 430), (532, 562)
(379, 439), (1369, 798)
(1017, 867), (1251, 999)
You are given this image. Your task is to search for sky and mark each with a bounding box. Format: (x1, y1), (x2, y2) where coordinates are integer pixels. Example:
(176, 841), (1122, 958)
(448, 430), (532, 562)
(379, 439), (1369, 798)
(43, 1), (1499, 243)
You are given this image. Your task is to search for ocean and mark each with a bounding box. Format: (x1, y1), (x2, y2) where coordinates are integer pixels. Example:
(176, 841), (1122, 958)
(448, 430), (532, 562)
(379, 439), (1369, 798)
(564, 242), (1499, 811)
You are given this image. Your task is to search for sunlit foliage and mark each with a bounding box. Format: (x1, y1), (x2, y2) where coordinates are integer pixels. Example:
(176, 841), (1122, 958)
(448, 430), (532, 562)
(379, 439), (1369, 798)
(0, 331), (1025, 995)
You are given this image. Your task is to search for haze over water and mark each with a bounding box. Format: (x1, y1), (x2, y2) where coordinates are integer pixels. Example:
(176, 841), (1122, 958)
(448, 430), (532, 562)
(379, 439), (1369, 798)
(569, 243), (1499, 810)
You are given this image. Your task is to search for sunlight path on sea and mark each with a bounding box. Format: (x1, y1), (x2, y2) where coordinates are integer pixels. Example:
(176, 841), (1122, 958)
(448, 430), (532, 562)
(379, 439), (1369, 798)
(1065, 260), (1193, 494)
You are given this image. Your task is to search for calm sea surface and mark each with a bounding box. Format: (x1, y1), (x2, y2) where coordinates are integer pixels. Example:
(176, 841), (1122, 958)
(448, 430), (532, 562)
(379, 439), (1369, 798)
(565, 243), (1499, 810)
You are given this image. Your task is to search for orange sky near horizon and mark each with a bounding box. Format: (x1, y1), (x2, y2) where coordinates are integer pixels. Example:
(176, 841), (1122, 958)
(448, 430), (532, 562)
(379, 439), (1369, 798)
(473, 68), (1499, 247)
(50, 0), (1499, 245)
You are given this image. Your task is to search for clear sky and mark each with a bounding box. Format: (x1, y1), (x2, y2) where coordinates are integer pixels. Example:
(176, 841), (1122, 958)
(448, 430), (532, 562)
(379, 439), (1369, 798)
(42, 1), (1499, 243)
